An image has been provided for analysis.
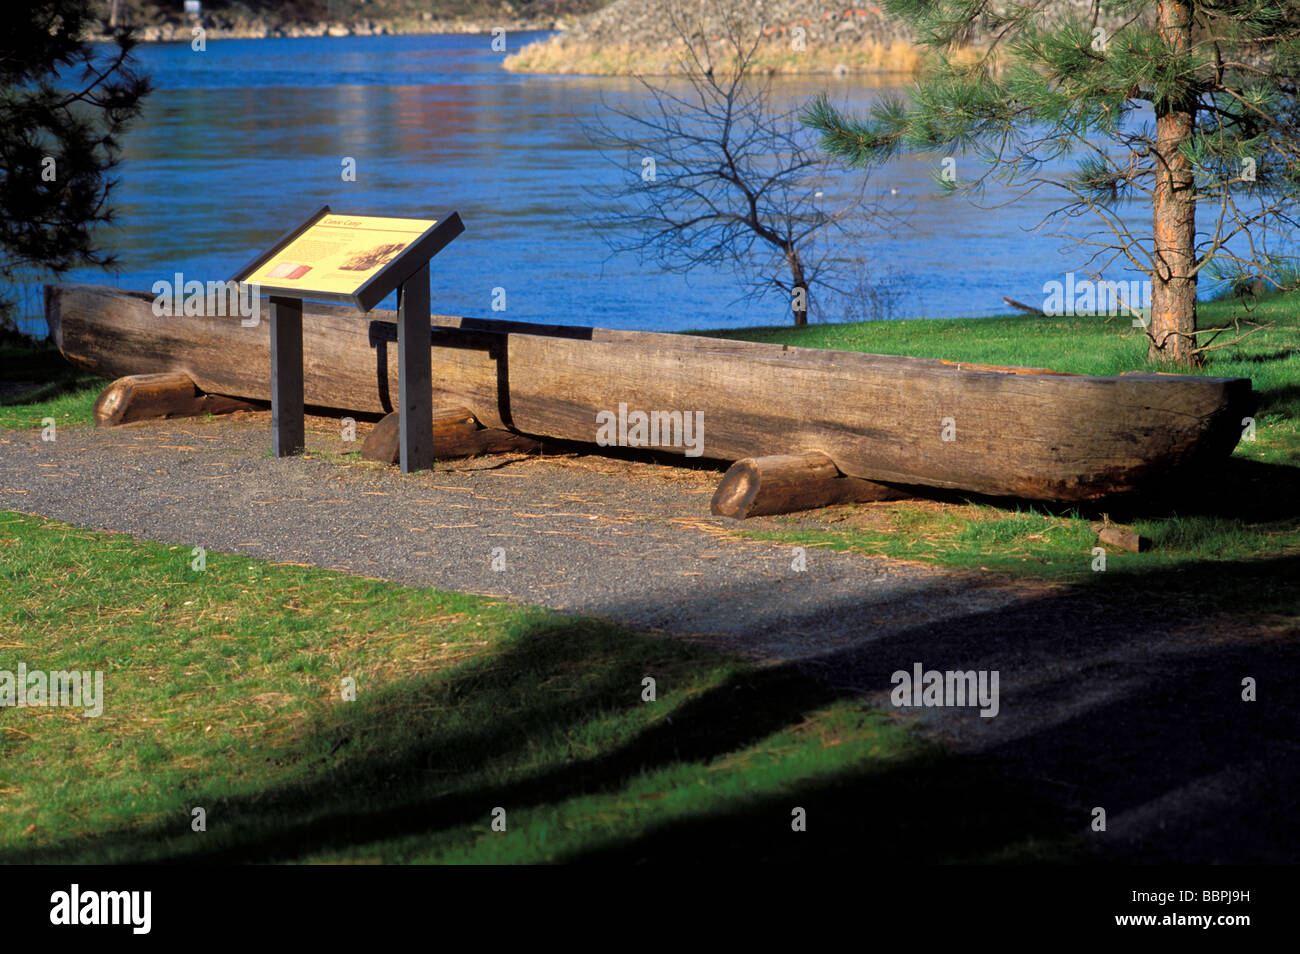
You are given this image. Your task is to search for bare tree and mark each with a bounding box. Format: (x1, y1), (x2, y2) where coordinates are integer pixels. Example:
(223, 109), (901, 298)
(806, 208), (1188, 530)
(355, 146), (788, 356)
(584, 1), (881, 327)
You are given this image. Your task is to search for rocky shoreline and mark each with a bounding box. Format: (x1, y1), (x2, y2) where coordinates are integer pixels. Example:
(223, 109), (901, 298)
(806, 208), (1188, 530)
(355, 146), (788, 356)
(88, 12), (576, 44)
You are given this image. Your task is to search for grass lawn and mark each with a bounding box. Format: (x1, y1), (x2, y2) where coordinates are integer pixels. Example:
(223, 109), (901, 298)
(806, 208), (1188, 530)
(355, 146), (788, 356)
(0, 512), (1078, 863)
(0, 340), (103, 430)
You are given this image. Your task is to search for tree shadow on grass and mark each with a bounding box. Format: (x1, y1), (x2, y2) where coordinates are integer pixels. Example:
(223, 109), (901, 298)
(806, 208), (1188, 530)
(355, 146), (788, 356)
(7, 556), (1295, 865)
(1115, 455), (1300, 524)
(562, 553), (1299, 863)
(930, 454), (1300, 526)
(0, 339), (103, 405)
(2, 620), (837, 864)
(4, 613), (1080, 866)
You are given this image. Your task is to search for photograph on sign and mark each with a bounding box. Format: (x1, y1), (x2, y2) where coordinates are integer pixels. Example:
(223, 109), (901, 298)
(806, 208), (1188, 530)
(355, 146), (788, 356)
(243, 213), (439, 297)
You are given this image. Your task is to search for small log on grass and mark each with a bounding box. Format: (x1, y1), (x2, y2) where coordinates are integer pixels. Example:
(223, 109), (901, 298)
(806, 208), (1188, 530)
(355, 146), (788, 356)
(711, 451), (911, 519)
(1093, 523), (1149, 553)
(94, 372), (257, 427)
(361, 407), (541, 464)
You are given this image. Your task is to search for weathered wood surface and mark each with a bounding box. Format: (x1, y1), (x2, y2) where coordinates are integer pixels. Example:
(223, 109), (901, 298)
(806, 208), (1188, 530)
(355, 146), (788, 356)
(712, 452), (910, 518)
(47, 283), (1256, 502)
(93, 372), (257, 427)
(1093, 523), (1150, 553)
(361, 407), (542, 464)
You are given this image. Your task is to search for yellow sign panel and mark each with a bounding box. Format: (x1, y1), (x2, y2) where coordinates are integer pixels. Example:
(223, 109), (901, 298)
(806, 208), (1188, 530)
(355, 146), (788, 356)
(244, 214), (438, 296)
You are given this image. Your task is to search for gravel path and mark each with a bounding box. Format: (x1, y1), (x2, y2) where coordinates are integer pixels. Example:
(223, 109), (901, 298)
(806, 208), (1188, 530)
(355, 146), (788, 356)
(1, 410), (1030, 660)
(3, 410), (1296, 862)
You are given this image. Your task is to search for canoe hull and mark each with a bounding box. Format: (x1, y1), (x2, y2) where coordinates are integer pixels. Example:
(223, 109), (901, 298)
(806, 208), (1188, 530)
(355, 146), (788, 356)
(46, 284), (1254, 502)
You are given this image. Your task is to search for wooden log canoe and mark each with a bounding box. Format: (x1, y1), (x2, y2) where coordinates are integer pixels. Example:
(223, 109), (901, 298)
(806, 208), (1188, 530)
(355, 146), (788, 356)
(45, 283), (1255, 502)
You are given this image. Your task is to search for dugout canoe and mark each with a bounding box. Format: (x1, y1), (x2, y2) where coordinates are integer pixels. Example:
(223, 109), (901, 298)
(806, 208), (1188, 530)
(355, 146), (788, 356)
(45, 283), (1255, 502)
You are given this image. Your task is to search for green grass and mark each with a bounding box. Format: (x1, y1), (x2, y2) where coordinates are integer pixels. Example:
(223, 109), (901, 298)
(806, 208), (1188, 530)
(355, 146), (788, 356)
(0, 512), (1080, 864)
(745, 503), (1295, 617)
(0, 340), (103, 430)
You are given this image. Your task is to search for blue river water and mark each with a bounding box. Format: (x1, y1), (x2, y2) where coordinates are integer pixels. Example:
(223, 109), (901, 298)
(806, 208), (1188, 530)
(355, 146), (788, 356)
(18, 30), (1170, 337)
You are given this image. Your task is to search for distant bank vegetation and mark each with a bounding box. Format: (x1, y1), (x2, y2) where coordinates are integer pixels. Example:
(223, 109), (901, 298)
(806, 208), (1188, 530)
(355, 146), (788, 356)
(85, 0), (607, 41)
(505, 0), (1122, 77)
(506, 1), (929, 76)
(86, 1), (1100, 77)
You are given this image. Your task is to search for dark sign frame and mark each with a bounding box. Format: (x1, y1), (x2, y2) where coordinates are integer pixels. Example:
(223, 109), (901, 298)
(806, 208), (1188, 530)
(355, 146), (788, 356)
(230, 204), (464, 312)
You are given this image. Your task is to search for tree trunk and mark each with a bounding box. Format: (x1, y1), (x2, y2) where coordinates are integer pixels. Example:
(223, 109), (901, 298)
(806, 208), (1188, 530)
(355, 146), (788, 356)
(93, 372), (257, 427)
(1149, 0), (1200, 366)
(789, 246), (808, 327)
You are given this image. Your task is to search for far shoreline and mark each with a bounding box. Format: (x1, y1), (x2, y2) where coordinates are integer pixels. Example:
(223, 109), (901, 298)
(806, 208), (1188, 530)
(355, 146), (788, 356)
(86, 18), (564, 45)
(86, 17), (927, 79)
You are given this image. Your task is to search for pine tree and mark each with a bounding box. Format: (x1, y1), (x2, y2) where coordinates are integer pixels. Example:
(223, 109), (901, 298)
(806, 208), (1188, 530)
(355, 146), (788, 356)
(805, 1), (1300, 365)
(1, 1), (150, 328)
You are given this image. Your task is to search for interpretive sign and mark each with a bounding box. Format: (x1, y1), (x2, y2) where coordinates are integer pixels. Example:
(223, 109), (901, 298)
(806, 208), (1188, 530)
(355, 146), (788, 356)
(234, 205), (465, 472)
(235, 205), (464, 312)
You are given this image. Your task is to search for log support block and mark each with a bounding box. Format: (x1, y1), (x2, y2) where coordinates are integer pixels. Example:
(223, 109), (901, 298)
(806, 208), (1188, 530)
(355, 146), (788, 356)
(711, 451), (911, 519)
(1093, 523), (1149, 553)
(361, 407), (541, 464)
(93, 373), (257, 428)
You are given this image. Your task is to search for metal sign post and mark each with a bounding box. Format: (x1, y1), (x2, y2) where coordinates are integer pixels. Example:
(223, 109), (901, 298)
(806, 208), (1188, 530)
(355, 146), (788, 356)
(396, 262), (432, 473)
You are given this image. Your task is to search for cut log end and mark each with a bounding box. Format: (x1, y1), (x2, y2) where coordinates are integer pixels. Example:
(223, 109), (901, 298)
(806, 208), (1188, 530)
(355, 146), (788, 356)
(711, 452), (911, 519)
(361, 408), (541, 464)
(1094, 523), (1150, 553)
(94, 373), (257, 427)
